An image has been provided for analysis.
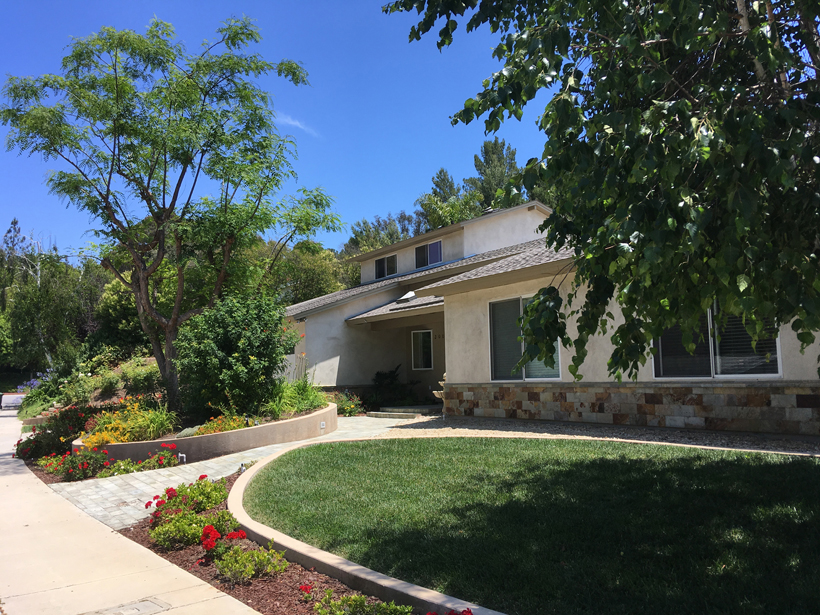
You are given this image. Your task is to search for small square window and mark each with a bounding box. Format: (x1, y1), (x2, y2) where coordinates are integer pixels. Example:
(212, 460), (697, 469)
(375, 255), (397, 279)
(415, 241), (443, 269)
(412, 330), (433, 370)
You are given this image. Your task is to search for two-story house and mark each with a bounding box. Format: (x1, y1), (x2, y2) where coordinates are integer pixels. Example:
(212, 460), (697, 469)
(287, 201), (820, 436)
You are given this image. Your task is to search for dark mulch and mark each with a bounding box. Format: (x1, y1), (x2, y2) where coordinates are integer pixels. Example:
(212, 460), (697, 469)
(24, 459), (64, 485)
(118, 473), (379, 615)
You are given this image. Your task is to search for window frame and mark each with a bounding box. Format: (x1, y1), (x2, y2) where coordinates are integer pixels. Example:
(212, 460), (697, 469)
(415, 240), (443, 269)
(411, 329), (434, 371)
(374, 254), (398, 279)
(652, 308), (783, 380)
(488, 296), (561, 382)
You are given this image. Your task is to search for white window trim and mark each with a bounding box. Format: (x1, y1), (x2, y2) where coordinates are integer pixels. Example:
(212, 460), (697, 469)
(651, 309), (783, 380)
(375, 253), (398, 279)
(411, 329), (434, 371)
(488, 296), (561, 382)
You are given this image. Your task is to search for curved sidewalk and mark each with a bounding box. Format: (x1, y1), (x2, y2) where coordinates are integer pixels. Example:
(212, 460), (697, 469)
(0, 411), (405, 615)
(50, 416), (405, 530)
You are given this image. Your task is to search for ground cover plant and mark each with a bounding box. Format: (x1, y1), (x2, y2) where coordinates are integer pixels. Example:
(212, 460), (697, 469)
(33, 443), (180, 482)
(244, 438), (820, 615)
(119, 472), (408, 615)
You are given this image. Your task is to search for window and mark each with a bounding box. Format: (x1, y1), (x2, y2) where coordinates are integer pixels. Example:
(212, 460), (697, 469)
(415, 241), (442, 269)
(375, 254), (397, 279)
(653, 306), (779, 378)
(412, 330), (433, 370)
(490, 298), (560, 380)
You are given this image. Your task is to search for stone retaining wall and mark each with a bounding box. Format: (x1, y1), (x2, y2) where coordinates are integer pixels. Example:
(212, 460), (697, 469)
(443, 382), (820, 435)
(73, 404), (337, 463)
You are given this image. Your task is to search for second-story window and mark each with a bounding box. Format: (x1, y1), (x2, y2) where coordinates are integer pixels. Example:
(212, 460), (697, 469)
(415, 240), (442, 269)
(375, 254), (397, 279)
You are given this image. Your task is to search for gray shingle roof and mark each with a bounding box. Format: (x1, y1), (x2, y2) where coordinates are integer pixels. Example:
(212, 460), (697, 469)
(285, 239), (547, 318)
(416, 243), (575, 292)
(346, 294), (444, 322)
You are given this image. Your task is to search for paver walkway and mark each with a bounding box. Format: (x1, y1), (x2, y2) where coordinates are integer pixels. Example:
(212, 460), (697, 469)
(53, 416), (407, 529)
(0, 409), (410, 615)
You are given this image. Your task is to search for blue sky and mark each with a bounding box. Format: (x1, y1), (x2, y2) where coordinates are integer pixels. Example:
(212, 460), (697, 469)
(0, 1), (551, 254)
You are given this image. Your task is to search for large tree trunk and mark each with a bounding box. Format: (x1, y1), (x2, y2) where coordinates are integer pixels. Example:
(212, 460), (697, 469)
(161, 327), (181, 412)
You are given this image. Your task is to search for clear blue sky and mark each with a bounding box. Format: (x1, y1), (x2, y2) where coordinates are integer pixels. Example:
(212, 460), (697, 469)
(0, 0), (551, 254)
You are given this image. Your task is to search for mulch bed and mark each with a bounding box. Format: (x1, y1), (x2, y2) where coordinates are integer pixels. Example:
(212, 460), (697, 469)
(24, 459), (64, 485)
(117, 473), (380, 615)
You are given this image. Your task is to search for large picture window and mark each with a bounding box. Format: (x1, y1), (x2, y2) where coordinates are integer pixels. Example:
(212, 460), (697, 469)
(375, 254), (397, 279)
(653, 307), (779, 378)
(415, 241), (442, 269)
(412, 330), (433, 370)
(490, 298), (560, 381)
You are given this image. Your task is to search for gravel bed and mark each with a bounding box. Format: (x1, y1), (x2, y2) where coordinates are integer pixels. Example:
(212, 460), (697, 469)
(376, 415), (820, 456)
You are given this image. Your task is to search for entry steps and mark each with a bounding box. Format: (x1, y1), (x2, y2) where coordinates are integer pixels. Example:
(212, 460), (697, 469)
(366, 404), (442, 419)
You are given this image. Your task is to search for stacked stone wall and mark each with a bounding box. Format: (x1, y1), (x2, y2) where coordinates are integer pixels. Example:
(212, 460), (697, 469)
(443, 382), (820, 435)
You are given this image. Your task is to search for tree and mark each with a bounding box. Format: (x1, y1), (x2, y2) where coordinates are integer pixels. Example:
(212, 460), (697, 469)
(464, 137), (523, 208)
(2, 18), (339, 407)
(414, 189), (483, 230)
(431, 168), (461, 201)
(267, 240), (344, 305)
(385, 0), (820, 378)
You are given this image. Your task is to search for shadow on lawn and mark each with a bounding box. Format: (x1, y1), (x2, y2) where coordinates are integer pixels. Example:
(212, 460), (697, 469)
(351, 453), (820, 615)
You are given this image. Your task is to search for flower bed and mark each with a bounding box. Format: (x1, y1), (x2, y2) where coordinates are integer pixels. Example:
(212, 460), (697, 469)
(73, 403), (337, 463)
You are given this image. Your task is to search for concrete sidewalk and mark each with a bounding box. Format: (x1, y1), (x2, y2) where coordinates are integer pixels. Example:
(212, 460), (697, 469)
(0, 407), (258, 615)
(0, 411), (410, 615)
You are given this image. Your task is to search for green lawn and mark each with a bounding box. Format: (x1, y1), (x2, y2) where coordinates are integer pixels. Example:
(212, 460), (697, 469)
(244, 438), (820, 615)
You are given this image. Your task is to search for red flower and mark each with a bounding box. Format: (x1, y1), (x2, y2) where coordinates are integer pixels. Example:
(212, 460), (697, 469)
(145, 501), (153, 508)
(198, 474), (208, 481)
(299, 584), (313, 593)
(102, 450), (108, 454)
(93, 447), (98, 452)
(169, 443), (177, 450)
(165, 487), (178, 499)
(156, 499), (166, 507)
(154, 494), (161, 500)
(103, 461), (110, 467)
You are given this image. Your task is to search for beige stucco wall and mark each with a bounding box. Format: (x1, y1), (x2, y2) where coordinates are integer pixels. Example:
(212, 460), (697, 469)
(299, 290), (409, 386)
(444, 276), (820, 384)
(462, 207), (547, 256)
(359, 232), (465, 284)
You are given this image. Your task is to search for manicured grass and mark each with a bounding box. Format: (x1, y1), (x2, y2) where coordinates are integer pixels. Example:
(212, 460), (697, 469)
(244, 438), (820, 615)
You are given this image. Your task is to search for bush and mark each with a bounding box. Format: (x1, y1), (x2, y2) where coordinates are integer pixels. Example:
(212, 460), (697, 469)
(196, 414), (246, 435)
(14, 404), (103, 460)
(215, 543), (288, 585)
(58, 374), (96, 405)
(329, 391), (364, 417)
(36, 447), (109, 481)
(83, 396), (177, 447)
(313, 591), (413, 615)
(264, 375), (327, 418)
(149, 509), (238, 549)
(96, 370), (121, 397)
(174, 295), (297, 418)
(147, 475), (229, 530)
(120, 359), (164, 396)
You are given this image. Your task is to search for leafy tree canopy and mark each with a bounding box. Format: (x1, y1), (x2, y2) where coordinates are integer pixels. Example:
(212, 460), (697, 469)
(464, 136), (523, 208)
(385, 0), (820, 378)
(2, 18), (340, 405)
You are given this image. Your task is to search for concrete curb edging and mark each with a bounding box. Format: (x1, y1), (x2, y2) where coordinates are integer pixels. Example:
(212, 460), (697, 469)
(73, 404), (338, 463)
(228, 437), (506, 615)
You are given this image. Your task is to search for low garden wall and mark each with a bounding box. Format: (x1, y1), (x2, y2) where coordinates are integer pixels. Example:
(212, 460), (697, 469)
(443, 382), (820, 436)
(72, 403), (337, 463)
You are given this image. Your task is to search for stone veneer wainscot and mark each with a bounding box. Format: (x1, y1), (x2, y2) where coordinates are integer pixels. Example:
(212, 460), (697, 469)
(442, 382), (820, 435)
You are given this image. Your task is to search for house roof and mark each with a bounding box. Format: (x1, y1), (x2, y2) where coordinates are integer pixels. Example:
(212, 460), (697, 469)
(346, 294), (444, 325)
(415, 242), (576, 297)
(346, 200), (552, 263)
(286, 238), (548, 319)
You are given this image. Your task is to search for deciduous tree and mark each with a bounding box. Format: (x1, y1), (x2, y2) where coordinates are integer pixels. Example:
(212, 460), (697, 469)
(386, 0), (820, 378)
(2, 18), (338, 406)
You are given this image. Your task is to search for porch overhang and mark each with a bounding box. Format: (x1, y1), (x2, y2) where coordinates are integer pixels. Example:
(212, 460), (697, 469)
(346, 294), (444, 328)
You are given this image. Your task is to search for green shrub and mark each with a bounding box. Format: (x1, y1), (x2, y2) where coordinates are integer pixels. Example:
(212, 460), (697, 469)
(264, 375), (327, 418)
(96, 370), (121, 397)
(36, 447), (109, 481)
(174, 295), (297, 418)
(120, 360), (164, 396)
(329, 391), (364, 417)
(215, 543), (288, 585)
(313, 590), (413, 615)
(147, 476), (230, 530)
(149, 509), (238, 549)
(14, 404), (103, 460)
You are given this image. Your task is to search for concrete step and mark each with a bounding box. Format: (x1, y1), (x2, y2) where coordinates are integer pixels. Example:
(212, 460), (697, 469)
(366, 411), (423, 419)
(378, 404), (441, 415)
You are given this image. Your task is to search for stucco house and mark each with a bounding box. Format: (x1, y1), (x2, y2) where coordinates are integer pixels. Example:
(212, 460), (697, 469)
(287, 201), (820, 436)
